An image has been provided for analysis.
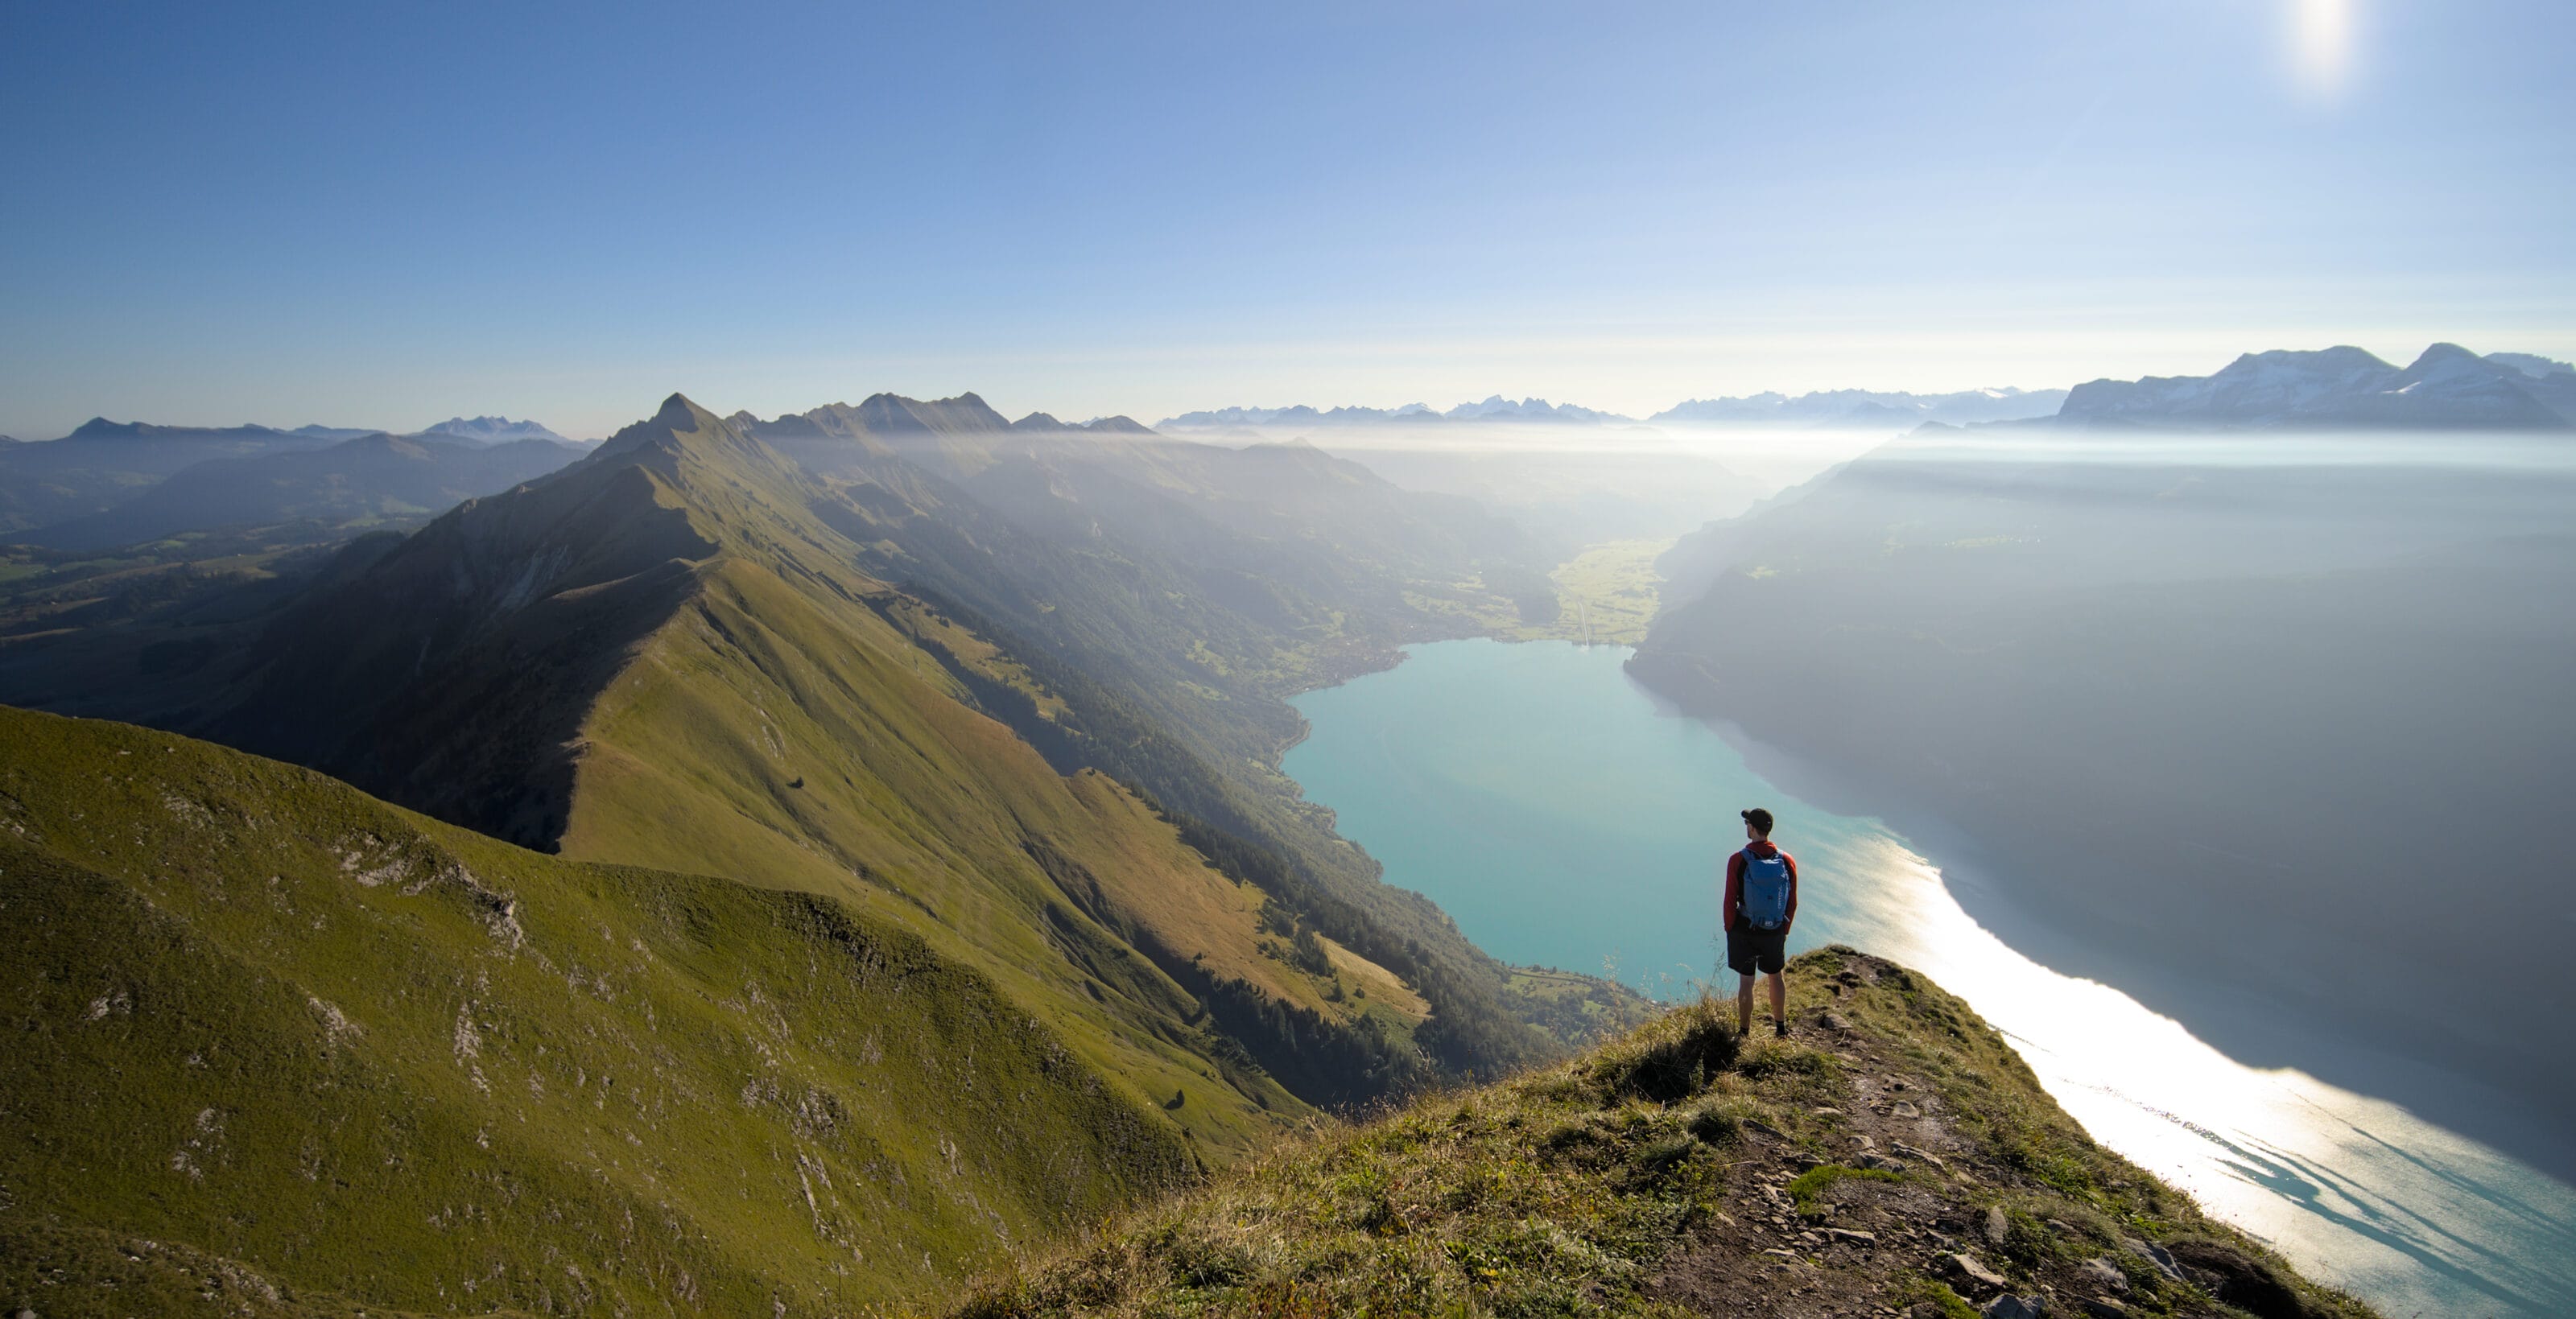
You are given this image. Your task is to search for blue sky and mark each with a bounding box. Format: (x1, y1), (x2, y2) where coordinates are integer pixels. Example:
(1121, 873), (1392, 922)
(2, 0), (2569, 438)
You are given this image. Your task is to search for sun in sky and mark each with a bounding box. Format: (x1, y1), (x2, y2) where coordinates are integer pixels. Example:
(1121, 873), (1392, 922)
(2293, 0), (2356, 97)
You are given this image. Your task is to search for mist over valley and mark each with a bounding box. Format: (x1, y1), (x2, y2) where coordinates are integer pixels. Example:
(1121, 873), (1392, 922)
(6, 2), (2570, 1312)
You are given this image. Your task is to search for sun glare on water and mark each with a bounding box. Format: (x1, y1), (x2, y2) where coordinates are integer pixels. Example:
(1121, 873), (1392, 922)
(2291, 0), (2355, 97)
(1831, 831), (2575, 1314)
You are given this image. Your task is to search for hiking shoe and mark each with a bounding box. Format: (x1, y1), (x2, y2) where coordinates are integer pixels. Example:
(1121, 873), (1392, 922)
(1773, 1019), (1790, 1039)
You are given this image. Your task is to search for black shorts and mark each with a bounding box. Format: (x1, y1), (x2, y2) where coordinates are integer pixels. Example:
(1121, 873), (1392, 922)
(1727, 925), (1788, 975)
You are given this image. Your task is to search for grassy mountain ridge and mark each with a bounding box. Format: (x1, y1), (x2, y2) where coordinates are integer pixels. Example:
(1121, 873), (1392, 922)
(197, 392), (1608, 1104)
(946, 947), (2376, 1319)
(205, 395), (1433, 1150)
(761, 398), (1620, 1074)
(0, 391), (1649, 1304)
(0, 704), (1195, 1314)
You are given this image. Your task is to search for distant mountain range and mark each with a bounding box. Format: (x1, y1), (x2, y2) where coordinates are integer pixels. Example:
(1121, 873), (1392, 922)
(14, 343), (2566, 550)
(19, 431), (584, 552)
(1009, 410), (1158, 434)
(2055, 344), (2576, 430)
(1162, 390), (2071, 431)
(0, 420), (342, 533)
(724, 392), (1150, 443)
(421, 414), (571, 443)
(288, 423), (380, 441)
(19, 414), (570, 447)
(1156, 346), (2576, 437)
(1159, 396), (1637, 430)
(0, 414), (584, 543)
(1651, 386), (2070, 427)
(0, 396), (1167, 549)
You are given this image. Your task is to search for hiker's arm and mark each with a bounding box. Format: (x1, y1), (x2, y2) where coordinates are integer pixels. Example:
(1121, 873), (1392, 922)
(1785, 853), (1798, 927)
(1721, 853), (1742, 933)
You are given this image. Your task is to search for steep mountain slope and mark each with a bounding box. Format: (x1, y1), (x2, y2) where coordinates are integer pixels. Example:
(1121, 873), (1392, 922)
(22, 433), (584, 551)
(731, 392), (1558, 687)
(735, 400), (1602, 1073)
(953, 949), (2375, 1319)
(0, 391), (1631, 1125)
(2056, 343), (2575, 428)
(0, 705), (1194, 1313)
(204, 397), (1465, 1142)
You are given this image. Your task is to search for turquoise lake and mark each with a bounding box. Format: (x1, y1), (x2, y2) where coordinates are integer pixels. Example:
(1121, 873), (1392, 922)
(1283, 637), (1929, 989)
(1284, 637), (2576, 1319)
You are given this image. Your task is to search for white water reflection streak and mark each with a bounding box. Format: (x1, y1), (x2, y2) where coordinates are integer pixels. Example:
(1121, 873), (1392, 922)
(1282, 640), (2576, 1318)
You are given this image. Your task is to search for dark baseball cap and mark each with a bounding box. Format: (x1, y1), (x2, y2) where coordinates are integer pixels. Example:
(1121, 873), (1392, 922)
(1741, 807), (1774, 833)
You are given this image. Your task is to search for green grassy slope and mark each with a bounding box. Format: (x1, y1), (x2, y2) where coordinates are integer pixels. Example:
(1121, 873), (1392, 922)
(3, 392), (1637, 1099)
(948, 947), (2378, 1319)
(557, 555), (1360, 1149)
(1, 393), (1645, 1220)
(776, 407), (1636, 1074)
(207, 397), (1439, 1147)
(0, 704), (1197, 1315)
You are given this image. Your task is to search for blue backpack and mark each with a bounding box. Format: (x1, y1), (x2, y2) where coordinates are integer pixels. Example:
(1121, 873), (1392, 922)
(1739, 848), (1792, 929)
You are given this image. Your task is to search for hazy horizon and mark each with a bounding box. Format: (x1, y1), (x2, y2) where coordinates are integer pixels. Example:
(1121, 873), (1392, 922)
(9, 336), (2565, 444)
(6, 3), (2573, 1316)
(6, 0), (2573, 440)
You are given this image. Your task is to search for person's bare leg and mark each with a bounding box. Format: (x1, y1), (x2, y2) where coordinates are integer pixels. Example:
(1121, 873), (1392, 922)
(1737, 972), (1756, 1034)
(1767, 970), (1787, 1031)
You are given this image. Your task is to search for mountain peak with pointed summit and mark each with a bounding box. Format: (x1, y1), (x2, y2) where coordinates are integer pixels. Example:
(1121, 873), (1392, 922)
(850, 391), (1014, 435)
(587, 392), (785, 479)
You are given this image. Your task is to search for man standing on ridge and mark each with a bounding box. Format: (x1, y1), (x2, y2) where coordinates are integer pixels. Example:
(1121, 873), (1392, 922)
(1724, 806), (1799, 1038)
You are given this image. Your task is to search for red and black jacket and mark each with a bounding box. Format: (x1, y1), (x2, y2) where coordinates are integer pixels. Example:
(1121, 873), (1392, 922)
(1722, 840), (1798, 934)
